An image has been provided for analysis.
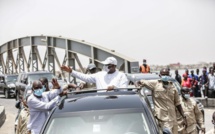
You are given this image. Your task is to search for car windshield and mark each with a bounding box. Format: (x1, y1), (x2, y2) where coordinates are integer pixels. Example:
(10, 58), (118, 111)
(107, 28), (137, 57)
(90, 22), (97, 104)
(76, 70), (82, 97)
(44, 110), (151, 134)
(6, 75), (18, 82)
(28, 73), (53, 82)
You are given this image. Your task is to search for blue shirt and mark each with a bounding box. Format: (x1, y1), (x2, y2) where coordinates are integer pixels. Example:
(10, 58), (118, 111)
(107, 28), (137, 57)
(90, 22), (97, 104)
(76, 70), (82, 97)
(189, 74), (199, 81)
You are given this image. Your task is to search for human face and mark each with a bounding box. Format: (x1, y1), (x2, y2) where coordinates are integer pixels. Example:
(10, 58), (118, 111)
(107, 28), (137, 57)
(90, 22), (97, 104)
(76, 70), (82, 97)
(185, 70), (189, 75)
(39, 79), (49, 91)
(89, 68), (97, 74)
(175, 70), (178, 75)
(33, 83), (43, 91)
(196, 69), (199, 74)
(105, 64), (116, 74)
(181, 88), (190, 100)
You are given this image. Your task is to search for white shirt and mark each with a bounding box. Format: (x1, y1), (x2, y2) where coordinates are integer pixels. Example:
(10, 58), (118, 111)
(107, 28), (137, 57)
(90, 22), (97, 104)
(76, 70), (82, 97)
(71, 70), (128, 90)
(208, 74), (215, 89)
(27, 89), (62, 134)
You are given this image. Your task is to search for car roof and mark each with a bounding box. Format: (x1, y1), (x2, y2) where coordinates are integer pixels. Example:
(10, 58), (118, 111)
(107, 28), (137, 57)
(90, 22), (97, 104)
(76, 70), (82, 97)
(126, 73), (177, 82)
(126, 73), (160, 82)
(20, 71), (52, 75)
(54, 91), (146, 114)
(5, 74), (18, 77)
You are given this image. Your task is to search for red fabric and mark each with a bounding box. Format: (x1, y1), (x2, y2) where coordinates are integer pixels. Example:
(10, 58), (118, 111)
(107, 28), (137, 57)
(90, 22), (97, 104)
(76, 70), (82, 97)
(182, 78), (193, 96)
(182, 78), (192, 88)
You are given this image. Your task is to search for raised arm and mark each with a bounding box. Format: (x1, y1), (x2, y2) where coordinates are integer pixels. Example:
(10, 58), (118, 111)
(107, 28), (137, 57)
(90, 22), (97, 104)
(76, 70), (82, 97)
(28, 96), (60, 112)
(61, 65), (96, 83)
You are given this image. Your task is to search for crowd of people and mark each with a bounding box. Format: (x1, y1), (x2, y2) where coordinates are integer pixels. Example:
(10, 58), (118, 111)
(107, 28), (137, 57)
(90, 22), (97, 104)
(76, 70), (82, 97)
(15, 57), (214, 134)
(140, 59), (215, 99)
(174, 65), (215, 99)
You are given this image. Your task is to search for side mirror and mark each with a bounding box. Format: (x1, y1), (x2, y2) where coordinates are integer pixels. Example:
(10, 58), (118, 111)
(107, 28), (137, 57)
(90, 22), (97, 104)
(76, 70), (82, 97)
(0, 80), (4, 83)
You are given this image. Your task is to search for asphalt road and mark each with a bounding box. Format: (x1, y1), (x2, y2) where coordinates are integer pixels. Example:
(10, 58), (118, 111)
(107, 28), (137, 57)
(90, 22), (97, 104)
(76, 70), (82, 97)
(0, 94), (18, 134)
(0, 94), (214, 134)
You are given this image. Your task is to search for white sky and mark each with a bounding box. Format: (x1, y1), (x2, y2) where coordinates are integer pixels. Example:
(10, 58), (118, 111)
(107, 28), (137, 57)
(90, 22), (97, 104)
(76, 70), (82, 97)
(0, 0), (215, 65)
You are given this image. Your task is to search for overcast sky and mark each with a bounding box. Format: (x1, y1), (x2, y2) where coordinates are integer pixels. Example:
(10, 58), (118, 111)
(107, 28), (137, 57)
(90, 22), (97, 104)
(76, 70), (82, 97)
(0, 0), (215, 65)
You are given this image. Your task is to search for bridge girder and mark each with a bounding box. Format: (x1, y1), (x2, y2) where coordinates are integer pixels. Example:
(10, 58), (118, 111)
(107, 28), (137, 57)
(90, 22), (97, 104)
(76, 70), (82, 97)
(0, 35), (139, 76)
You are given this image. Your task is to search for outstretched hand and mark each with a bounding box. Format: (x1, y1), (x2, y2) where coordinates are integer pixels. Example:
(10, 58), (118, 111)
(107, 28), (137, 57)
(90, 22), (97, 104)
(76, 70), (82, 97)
(52, 78), (60, 89)
(61, 65), (72, 73)
(134, 81), (142, 87)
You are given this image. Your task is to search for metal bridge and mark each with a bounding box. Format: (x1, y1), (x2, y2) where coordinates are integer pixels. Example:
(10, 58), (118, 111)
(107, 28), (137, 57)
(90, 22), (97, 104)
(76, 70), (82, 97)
(0, 35), (139, 76)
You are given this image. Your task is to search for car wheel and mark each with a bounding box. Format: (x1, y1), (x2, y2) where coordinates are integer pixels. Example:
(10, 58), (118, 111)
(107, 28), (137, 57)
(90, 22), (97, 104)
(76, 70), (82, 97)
(4, 90), (10, 99)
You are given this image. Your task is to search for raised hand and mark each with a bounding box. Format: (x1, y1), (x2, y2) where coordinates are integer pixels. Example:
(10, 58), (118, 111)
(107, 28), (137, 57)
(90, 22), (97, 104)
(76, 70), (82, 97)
(52, 78), (60, 89)
(61, 65), (72, 73)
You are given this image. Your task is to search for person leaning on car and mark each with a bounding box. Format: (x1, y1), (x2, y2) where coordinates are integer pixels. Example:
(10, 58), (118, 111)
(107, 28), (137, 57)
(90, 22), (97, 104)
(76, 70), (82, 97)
(61, 57), (128, 91)
(177, 87), (205, 134)
(27, 79), (67, 134)
(136, 68), (187, 134)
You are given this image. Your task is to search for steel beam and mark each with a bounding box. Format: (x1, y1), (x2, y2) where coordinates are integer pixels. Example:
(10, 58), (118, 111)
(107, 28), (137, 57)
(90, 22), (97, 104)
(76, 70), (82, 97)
(17, 47), (26, 73)
(6, 49), (16, 74)
(73, 53), (84, 73)
(31, 46), (39, 71)
(35, 47), (43, 69)
(0, 54), (5, 74)
(42, 50), (47, 70)
(47, 47), (55, 75)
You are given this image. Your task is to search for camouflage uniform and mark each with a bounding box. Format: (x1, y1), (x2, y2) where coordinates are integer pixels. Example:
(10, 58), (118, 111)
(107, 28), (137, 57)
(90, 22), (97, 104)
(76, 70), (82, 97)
(140, 80), (181, 134)
(177, 97), (204, 134)
(16, 106), (30, 134)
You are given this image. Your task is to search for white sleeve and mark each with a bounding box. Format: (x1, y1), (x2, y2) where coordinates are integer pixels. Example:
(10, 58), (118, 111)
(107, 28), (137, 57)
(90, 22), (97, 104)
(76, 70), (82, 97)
(71, 70), (96, 83)
(118, 73), (129, 88)
(28, 96), (60, 112)
(45, 88), (63, 101)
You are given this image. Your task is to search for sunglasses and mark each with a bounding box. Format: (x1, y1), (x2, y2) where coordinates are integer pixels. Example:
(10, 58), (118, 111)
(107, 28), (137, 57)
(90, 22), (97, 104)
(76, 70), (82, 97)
(105, 64), (115, 68)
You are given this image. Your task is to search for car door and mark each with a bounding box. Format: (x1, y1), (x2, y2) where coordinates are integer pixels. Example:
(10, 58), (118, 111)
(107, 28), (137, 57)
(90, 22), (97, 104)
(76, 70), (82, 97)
(0, 76), (4, 92)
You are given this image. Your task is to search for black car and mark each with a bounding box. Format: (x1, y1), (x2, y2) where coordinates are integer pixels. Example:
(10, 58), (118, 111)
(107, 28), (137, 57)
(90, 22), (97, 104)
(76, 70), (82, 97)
(40, 89), (161, 134)
(0, 74), (18, 98)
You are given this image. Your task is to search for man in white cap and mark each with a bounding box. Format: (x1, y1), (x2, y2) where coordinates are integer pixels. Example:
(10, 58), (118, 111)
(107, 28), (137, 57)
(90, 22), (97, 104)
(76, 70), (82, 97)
(61, 57), (128, 91)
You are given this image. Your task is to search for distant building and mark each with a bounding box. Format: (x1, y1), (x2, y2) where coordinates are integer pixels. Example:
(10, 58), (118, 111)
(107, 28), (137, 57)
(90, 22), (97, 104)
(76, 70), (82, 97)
(169, 62), (180, 67)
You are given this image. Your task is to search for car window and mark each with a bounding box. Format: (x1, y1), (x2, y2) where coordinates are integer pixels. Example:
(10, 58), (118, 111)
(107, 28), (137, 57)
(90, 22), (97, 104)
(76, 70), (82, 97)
(28, 73), (53, 82)
(6, 75), (18, 82)
(44, 111), (151, 134)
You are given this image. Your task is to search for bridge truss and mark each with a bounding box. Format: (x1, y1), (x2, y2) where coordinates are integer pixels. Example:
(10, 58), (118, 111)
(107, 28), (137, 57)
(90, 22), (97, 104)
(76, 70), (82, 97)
(0, 35), (139, 77)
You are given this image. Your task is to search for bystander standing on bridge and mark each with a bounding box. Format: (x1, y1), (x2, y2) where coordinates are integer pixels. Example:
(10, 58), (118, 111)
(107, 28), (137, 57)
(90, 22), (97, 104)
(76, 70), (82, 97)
(208, 68), (215, 98)
(199, 69), (209, 98)
(139, 59), (150, 73)
(175, 70), (182, 85)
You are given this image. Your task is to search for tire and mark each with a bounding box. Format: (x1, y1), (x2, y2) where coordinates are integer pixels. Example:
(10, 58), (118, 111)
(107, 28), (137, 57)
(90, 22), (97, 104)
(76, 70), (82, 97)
(4, 89), (10, 99)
